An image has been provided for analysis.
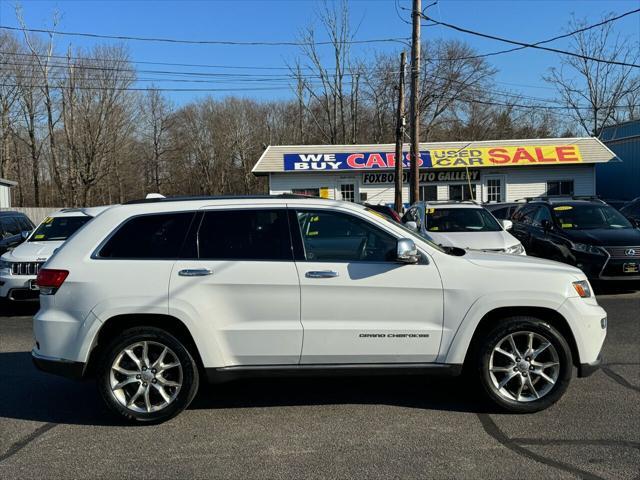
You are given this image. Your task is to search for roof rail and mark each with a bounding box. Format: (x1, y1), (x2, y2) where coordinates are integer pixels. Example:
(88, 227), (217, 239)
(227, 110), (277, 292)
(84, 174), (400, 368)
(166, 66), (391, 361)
(122, 193), (319, 205)
(522, 195), (605, 203)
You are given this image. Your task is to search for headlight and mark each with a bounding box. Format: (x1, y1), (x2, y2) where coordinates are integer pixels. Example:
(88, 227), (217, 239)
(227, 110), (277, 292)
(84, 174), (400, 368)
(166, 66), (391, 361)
(506, 243), (525, 255)
(572, 243), (605, 255)
(572, 280), (592, 298)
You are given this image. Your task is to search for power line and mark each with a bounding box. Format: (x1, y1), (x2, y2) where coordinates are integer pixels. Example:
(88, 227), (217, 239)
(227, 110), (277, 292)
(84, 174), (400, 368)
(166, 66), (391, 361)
(2, 82), (636, 116)
(422, 13), (640, 68)
(0, 60), (570, 105)
(421, 7), (640, 62)
(0, 25), (409, 47)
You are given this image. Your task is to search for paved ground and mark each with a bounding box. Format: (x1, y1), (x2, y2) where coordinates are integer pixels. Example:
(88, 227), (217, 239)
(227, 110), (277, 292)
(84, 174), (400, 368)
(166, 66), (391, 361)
(0, 289), (638, 480)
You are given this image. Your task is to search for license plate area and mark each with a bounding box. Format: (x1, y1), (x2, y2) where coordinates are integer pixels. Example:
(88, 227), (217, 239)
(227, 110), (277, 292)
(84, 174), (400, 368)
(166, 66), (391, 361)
(623, 262), (639, 273)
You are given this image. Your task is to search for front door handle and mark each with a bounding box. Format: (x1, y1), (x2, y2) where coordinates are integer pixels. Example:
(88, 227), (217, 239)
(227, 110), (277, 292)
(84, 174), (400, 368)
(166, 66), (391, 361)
(305, 270), (339, 279)
(178, 268), (213, 277)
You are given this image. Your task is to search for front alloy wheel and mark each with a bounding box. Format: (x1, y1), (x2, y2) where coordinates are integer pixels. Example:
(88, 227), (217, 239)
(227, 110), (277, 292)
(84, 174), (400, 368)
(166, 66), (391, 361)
(477, 317), (572, 413)
(489, 332), (560, 402)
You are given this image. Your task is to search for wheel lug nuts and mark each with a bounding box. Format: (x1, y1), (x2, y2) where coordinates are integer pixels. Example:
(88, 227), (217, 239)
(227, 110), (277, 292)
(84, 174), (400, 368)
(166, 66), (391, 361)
(136, 374), (141, 379)
(152, 379), (157, 384)
(514, 367), (518, 371)
(516, 358), (521, 362)
(526, 357), (530, 361)
(530, 366), (534, 370)
(151, 369), (156, 374)
(142, 367), (147, 371)
(522, 373), (528, 377)
(143, 382), (148, 387)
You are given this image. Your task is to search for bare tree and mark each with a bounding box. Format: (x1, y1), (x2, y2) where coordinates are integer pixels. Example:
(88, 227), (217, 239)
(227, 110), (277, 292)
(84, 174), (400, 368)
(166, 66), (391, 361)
(545, 13), (640, 136)
(140, 88), (174, 193)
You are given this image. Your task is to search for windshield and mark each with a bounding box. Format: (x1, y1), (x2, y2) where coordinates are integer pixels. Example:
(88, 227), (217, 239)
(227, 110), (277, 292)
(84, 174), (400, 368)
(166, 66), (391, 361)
(366, 208), (446, 253)
(553, 204), (633, 230)
(29, 216), (92, 241)
(425, 208), (502, 233)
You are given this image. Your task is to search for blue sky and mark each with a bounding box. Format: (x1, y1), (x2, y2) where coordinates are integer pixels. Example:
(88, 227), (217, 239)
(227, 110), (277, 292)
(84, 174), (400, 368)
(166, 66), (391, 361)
(1, 0), (638, 106)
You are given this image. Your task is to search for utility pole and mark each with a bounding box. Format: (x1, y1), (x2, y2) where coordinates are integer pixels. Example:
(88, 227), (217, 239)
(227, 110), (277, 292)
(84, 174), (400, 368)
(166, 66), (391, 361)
(409, 0), (421, 204)
(394, 51), (406, 214)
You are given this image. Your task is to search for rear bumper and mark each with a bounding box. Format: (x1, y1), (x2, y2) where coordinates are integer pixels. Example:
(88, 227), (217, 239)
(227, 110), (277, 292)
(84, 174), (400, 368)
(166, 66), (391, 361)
(578, 353), (602, 378)
(31, 350), (86, 379)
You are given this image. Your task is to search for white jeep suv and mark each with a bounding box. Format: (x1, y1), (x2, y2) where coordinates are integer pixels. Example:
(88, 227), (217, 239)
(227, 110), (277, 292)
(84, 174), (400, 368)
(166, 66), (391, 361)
(32, 196), (606, 423)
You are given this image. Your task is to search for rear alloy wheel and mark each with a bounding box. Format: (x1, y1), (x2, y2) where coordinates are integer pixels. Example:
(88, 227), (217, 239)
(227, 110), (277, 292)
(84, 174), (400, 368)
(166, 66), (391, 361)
(477, 317), (572, 413)
(98, 327), (199, 423)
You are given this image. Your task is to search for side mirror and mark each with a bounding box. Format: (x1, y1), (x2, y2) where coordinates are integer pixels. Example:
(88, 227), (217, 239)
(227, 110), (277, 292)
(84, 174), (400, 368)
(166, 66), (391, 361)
(500, 219), (513, 231)
(397, 238), (419, 264)
(541, 219), (552, 231)
(404, 221), (418, 231)
(21, 230), (31, 241)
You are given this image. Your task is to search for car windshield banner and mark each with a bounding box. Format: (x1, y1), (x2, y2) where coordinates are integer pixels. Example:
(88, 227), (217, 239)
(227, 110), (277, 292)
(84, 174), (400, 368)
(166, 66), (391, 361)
(283, 145), (583, 171)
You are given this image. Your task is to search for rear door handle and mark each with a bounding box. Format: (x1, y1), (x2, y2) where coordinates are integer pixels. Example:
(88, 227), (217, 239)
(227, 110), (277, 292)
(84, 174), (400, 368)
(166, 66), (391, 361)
(305, 270), (339, 279)
(178, 268), (213, 277)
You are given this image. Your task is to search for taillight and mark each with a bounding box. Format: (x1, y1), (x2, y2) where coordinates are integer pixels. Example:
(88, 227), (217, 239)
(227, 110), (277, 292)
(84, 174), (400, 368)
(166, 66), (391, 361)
(36, 269), (69, 295)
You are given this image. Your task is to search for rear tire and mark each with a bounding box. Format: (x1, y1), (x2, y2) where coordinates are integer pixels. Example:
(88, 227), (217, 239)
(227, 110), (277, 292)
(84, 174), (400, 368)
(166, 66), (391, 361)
(97, 327), (199, 424)
(475, 316), (572, 413)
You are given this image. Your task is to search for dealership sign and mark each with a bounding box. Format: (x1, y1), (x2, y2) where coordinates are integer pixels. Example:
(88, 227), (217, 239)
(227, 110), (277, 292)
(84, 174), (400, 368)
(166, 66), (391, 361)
(362, 170), (480, 185)
(283, 145), (583, 171)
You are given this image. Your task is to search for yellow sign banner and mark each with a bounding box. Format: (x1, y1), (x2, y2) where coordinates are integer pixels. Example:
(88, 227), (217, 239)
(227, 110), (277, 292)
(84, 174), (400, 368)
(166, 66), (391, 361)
(429, 145), (583, 168)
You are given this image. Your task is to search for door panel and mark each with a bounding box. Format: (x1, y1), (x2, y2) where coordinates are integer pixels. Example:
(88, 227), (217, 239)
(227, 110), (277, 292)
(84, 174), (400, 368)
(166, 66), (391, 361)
(170, 260), (302, 366)
(169, 207), (302, 367)
(293, 208), (443, 364)
(298, 261), (443, 363)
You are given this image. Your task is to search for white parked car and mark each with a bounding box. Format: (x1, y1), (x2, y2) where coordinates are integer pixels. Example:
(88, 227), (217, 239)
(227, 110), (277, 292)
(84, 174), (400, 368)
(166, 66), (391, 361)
(0, 207), (109, 301)
(32, 196), (606, 423)
(402, 201), (526, 255)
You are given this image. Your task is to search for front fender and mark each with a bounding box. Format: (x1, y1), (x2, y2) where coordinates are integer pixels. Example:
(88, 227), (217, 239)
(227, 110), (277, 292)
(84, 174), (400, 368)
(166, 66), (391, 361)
(439, 291), (567, 365)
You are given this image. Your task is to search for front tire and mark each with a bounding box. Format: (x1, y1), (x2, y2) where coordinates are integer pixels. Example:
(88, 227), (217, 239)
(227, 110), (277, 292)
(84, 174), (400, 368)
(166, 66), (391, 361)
(476, 316), (572, 413)
(97, 327), (199, 423)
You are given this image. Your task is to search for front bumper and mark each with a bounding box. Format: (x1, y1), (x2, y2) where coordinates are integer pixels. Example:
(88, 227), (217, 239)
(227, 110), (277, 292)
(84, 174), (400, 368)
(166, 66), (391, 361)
(32, 350), (86, 379)
(0, 273), (39, 301)
(578, 353), (602, 378)
(573, 251), (640, 281)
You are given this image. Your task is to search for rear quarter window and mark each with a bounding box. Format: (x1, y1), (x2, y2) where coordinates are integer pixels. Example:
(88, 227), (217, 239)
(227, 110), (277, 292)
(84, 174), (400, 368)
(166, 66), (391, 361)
(97, 212), (195, 259)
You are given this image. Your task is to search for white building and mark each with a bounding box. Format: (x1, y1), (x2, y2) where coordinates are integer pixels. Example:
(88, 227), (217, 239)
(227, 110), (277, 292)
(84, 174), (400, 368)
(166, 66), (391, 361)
(0, 178), (16, 208)
(252, 137), (618, 205)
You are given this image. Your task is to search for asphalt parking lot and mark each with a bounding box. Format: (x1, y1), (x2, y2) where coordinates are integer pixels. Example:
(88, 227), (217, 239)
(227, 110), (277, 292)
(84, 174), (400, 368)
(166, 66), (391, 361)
(0, 288), (638, 480)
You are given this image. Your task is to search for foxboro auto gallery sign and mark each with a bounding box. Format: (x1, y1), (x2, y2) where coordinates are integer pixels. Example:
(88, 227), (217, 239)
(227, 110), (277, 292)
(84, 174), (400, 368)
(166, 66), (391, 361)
(283, 145), (584, 171)
(363, 170), (480, 184)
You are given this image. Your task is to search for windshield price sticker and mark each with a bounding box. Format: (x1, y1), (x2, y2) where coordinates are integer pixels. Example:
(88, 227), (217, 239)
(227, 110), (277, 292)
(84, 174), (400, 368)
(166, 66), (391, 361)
(554, 206), (573, 211)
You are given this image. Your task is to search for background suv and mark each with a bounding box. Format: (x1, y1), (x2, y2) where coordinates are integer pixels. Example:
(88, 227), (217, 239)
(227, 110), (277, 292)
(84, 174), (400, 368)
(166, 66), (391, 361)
(402, 201), (525, 254)
(33, 196), (605, 423)
(0, 207), (107, 301)
(0, 211), (34, 256)
(510, 197), (640, 281)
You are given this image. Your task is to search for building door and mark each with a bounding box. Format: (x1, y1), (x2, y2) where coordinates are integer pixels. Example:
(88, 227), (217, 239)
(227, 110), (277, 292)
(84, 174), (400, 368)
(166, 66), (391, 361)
(484, 175), (506, 203)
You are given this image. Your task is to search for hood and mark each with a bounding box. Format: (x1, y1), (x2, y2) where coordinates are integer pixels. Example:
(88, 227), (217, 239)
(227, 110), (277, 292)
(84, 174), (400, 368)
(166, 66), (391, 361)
(1, 241), (64, 262)
(427, 230), (516, 251)
(559, 227), (640, 247)
(463, 250), (584, 278)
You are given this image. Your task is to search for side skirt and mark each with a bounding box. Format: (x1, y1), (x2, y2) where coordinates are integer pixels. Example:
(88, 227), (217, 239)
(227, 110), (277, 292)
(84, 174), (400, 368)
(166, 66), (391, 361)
(205, 363), (463, 384)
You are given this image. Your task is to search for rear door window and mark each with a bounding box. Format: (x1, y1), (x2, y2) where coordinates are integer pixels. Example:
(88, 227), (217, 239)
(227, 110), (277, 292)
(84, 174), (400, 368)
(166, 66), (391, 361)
(98, 212), (195, 259)
(197, 209), (292, 261)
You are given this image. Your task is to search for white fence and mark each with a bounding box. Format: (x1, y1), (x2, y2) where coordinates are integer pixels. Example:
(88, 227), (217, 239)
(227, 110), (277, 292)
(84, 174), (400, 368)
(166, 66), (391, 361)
(0, 207), (65, 225)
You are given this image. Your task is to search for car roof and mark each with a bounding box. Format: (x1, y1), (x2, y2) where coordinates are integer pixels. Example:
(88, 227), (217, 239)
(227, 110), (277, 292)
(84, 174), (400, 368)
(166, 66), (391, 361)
(0, 210), (28, 217)
(415, 201), (484, 209)
(47, 206), (113, 218)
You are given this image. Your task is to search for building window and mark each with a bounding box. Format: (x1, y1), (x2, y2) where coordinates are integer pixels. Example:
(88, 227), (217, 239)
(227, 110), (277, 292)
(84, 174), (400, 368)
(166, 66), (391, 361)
(291, 188), (320, 197)
(486, 178), (503, 202)
(340, 183), (356, 202)
(449, 184), (477, 201)
(419, 185), (437, 201)
(546, 180), (574, 196)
